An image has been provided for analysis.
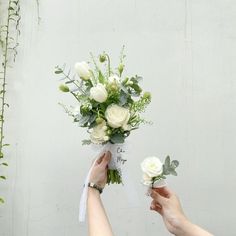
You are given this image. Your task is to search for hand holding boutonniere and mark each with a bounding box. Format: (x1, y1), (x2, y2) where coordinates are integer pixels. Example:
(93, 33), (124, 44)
(141, 156), (179, 188)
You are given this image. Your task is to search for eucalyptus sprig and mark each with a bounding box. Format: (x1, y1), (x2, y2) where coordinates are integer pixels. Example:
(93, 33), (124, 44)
(152, 156), (179, 183)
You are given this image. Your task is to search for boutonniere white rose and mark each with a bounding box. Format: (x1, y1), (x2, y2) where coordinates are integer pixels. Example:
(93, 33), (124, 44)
(141, 156), (179, 188)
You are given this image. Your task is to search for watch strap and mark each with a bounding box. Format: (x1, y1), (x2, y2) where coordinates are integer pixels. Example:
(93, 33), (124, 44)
(88, 182), (103, 194)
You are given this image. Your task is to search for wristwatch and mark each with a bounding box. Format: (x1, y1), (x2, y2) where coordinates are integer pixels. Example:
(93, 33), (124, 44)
(88, 182), (103, 194)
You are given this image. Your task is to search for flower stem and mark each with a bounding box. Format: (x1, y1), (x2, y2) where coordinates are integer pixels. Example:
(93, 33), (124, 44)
(107, 169), (122, 184)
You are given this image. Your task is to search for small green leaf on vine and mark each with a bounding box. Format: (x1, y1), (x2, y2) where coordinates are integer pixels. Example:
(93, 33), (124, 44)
(3, 144), (10, 147)
(0, 162), (8, 166)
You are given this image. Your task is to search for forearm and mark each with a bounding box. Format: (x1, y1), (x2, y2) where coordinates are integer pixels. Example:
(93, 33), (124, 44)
(87, 188), (114, 236)
(175, 219), (213, 236)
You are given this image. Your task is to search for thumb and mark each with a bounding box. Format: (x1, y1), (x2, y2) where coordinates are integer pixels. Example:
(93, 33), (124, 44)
(100, 151), (111, 168)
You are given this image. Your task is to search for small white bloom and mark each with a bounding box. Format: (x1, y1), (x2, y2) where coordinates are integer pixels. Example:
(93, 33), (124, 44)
(105, 104), (130, 129)
(102, 126), (108, 131)
(90, 121), (109, 144)
(108, 74), (120, 84)
(141, 156), (163, 178)
(74, 61), (91, 80)
(90, 83), (108, 103)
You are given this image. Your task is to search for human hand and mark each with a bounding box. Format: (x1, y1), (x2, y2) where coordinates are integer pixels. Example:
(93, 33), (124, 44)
(150, 187), (188, 235)
(89, 151), (111, 189)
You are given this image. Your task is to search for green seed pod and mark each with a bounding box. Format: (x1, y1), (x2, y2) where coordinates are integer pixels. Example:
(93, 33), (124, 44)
(99, 54), (106, 63)
(143, 91), (151, 100)
(107, 129), (112, 135)
(96, 117), (104, 124)
(59, 84), (70, 92)
(118, 63), (124, 75)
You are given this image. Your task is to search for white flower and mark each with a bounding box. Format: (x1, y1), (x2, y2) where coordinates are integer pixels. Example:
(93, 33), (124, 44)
(141, 156), (163, 178)
(142, 173), (153, 186)
(90, 121), (109, 144)
(108, 74), (120, 84)
(108, 75), (120, 91)
(105, 104), (130, 129)
(74, 61), (91, 80)
(90, 83), (108, 103)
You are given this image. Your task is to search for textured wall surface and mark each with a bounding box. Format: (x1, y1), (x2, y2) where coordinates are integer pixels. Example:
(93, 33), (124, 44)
(1, 0), (236, 235)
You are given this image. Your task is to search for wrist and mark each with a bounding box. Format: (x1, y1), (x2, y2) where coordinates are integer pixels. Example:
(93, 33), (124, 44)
(88, 187), (101, 198)
(88, 182), (103, 194)
(173, 218), (196, 236)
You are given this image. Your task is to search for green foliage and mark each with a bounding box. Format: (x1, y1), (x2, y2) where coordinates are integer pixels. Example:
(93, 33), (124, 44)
(0, 0), (21, 204)
(162, 156), (179, 176)
(151, 156), (179, 184)
(107, 169), (122, 184)
(110, 133), (125, 144)
(82, 139), (92, 145)
(0, 197), (4, 204)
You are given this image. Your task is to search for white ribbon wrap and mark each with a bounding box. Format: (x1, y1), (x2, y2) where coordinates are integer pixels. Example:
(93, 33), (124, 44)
(146, 179), (167, 196)
(79, 143), (134, 222)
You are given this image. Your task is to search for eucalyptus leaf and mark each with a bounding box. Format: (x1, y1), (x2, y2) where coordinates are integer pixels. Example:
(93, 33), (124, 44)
(121, 85), (129, 94)
(119, 90), (128, 106)
(165, 156), (171, 168)
(171, 160), (179, 169)
(88, 114), (97, 125)
(55, 69), (63, 74)
(110, 133), (125, 144)
(163, 165), (170, 175)
(98, 71), (106, 84)
(78, 115), (90, 126)
(82, 140), (92, 145)
(65, 80), (75, 84)
(169, 169), (178, 176)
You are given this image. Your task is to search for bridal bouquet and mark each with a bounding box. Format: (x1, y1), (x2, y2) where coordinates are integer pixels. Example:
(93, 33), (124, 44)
(55, 47), (151, 184)
(141, 156), (179, 188)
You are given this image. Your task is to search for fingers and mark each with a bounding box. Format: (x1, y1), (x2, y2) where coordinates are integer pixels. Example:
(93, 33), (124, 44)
(150, 200), (163, 215)
(153, 186), (173, 198)
(100, 151), (111, 168)
(92, 153), (105, 165)
(150, 189), (167, 206)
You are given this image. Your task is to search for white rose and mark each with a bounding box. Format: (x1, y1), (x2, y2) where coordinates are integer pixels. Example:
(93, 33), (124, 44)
(74, 61), (91, 80)
(90, 121), (109, 144)
(141, 156), (163, 178)
(105, 104), (130, 129)
(142, 173), (153, 186)
(90, 83), (108, 103)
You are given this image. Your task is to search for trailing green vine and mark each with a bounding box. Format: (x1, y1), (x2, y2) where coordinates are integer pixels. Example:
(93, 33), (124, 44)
(0, 0), (21, 204)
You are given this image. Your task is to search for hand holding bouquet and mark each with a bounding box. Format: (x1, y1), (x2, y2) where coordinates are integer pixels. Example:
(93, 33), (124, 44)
(55, 47), (151, 184)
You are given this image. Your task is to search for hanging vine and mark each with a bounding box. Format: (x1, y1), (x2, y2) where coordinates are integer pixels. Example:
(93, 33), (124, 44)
(0, 0), (21, 204)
